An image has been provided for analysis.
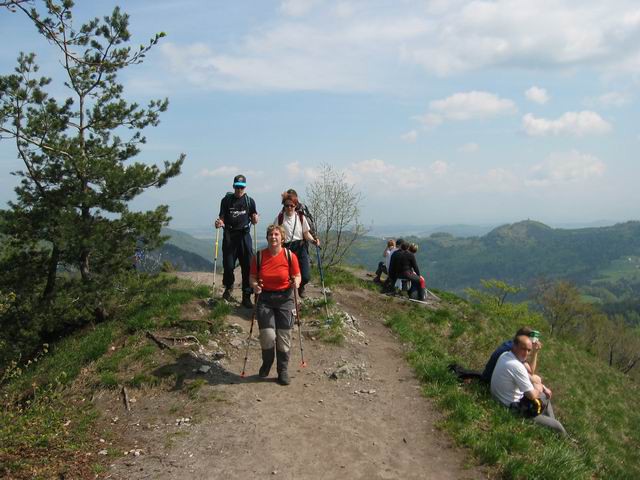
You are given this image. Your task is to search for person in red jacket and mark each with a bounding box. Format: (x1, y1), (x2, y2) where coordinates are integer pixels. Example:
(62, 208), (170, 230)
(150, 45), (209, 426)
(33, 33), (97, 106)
(250, 224), (301, 385)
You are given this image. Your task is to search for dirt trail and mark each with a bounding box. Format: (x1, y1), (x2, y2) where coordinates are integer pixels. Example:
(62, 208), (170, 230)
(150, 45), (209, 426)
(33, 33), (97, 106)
(103, 273), (486, 479)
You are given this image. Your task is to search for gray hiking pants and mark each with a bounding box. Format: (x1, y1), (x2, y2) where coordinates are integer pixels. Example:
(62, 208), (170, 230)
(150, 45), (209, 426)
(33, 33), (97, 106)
(257, 289), (294, 354)
(533, 394), (567, 436)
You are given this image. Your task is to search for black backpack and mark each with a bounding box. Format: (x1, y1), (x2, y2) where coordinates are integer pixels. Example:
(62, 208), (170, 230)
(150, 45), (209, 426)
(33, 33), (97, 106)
(222, 192), (253, 229)
(298, 203), (316, 237)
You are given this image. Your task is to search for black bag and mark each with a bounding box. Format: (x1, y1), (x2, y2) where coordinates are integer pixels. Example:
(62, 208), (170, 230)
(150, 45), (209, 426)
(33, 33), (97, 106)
(447, 363), (483, 381)
(512, 396), (548, 417)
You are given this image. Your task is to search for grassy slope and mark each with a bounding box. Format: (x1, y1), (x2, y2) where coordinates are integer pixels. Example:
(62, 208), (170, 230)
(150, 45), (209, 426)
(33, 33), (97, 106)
(386, 293), (640, 479)
(3, 268), (639, 478)
(0, 275), (226, 479)
(327, 269), (639, 479)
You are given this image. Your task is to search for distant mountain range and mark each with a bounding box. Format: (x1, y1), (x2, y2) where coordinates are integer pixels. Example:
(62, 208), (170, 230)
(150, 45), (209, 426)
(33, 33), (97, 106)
(156, 243), (214, 272)
(162, 228), (214, 263)
(160, 228), (266, 270)
(176, 220), (622, 240)
(161, 221), (640, 305)
(348, 220), (640, 297)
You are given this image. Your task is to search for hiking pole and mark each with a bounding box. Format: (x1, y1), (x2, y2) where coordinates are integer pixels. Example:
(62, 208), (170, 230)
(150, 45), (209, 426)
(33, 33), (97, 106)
(240, 293), (260, 378)
(315, 245), (330, 320)
(212, 227), (220, 297)
(292, 283), (307, 368)
(253, 223), (257, 255)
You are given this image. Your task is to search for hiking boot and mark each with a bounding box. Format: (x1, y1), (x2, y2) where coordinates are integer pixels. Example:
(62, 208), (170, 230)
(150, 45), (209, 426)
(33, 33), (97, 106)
(259, 348), (275, 378)
(373, 276), (381, 284)
(222, 288), (233, 302)
(298, 285), (306, 298)
(241, 292), (253, 309)
(276, 350), (290, 386)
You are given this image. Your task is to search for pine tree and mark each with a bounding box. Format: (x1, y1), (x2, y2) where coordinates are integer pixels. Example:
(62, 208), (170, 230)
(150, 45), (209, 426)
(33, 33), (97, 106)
(0, 0), (183, 325)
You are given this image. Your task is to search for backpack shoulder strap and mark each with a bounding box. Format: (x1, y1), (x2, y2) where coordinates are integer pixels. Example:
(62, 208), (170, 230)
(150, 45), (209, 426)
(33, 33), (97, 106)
(284, 248), (293, 277)
(222, 192), (234, 210)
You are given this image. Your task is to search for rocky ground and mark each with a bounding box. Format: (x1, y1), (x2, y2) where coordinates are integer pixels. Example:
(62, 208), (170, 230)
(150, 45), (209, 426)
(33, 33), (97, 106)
(96, 272), (487, 479)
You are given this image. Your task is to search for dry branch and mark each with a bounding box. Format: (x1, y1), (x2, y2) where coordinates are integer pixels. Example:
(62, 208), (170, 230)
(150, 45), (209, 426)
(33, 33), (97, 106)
(145, 331), (173, 350)
(121, 385), (131, 411)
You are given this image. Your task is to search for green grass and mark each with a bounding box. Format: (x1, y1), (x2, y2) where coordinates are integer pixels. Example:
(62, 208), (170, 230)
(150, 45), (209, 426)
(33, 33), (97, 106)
(331, 268), (640, 479)
(385, 299), (640, 479)
(299, 296), (334, 319)
(0, 274), (222, 479)
(184, 378), (207, 399)
(319, 265), (379, 292)
(318, 313), (346, 345)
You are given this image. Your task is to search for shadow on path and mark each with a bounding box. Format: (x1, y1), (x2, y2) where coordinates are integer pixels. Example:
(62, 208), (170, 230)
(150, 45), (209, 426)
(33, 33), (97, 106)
(151, 353), (269, 391)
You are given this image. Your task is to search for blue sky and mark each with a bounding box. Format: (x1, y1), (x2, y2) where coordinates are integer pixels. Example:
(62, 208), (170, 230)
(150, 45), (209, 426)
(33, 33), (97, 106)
(1, 0), (640, 230)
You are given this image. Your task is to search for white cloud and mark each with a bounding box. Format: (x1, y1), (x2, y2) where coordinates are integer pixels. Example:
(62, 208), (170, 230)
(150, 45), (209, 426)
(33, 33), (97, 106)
(522, 111), (612, 136)
(158, 2), (640, 92)
(586, 91), (633, 108)
(333, 2), (356, 19)
(430, 160), (449, 176)
(429, 91), (517, 121)
(415, 113), (444, 130)
(198, 166), (263, 179)
(198, 166), (239, 178)
(401, 130), (418, 143)
(415, 91), (516, 131)
(459, 142), (480, 153)
(286, 161), (319, 181)
(160, 38), (374, 92)
(344, 158), (448, 190)
(404, 1), (640, 76)
(476, 168), (521, 193)
(280, 0), (320, 17)
(526, 150), (606, 187)
(525, 86), (550, 104)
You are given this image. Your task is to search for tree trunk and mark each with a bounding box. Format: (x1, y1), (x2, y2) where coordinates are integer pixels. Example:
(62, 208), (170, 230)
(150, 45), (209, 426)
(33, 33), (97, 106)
(41, 243), (59, 302)
(79, 205), (91, 281)
(609, 345), (614, 367)
(80, 250), (91, 281)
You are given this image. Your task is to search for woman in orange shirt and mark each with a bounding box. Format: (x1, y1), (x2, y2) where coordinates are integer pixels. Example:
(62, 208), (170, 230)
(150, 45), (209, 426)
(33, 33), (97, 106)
(250, 224), (301, 385)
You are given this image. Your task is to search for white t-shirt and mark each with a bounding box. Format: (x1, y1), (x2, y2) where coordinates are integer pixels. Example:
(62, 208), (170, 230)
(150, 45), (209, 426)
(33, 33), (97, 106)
(490, 351), (534, 406)
(274, 212), (310, 243)
(385, 247), (398, 271)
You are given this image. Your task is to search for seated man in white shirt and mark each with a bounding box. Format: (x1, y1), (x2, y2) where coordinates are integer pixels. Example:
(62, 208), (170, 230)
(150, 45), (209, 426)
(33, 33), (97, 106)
(491, 334), (567, 435)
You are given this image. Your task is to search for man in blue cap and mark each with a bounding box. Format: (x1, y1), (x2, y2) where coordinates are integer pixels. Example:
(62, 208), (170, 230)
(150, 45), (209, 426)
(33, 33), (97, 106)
(215, 174), (259, 308)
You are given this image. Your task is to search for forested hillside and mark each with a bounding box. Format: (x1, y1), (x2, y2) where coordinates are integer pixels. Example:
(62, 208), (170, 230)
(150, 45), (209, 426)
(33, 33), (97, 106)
(348, 220), (640, 301)
(162, 228), (214, 263)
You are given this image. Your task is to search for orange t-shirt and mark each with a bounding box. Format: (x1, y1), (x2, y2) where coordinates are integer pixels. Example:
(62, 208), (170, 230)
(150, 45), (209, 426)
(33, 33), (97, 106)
(250, 248), (300, 291)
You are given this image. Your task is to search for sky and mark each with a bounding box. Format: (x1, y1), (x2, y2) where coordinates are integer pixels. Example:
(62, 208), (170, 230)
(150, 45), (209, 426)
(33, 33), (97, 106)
(1, 0), (640, 231)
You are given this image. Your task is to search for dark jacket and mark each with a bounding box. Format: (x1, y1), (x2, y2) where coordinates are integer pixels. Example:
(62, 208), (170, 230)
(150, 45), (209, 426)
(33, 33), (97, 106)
(389, 250), (420, 279)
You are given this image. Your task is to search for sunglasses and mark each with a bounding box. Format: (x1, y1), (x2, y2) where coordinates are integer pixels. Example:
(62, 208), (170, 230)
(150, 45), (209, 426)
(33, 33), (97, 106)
(284, 204), (295, 208)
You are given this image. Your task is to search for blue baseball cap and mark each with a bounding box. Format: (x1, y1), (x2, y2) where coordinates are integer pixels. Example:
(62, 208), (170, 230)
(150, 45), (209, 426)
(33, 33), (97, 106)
(233, 174), (247, 188)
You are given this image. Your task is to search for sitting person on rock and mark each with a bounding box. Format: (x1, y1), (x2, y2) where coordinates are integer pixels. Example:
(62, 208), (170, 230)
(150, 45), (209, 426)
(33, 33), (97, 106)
(374, 239), (395, 283)
(387, 241), (421, 297)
